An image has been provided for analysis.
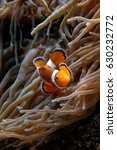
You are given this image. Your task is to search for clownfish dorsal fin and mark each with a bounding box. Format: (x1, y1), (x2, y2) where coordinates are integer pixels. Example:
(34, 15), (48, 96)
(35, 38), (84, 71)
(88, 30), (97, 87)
(59, 63), (72, 78)
(33, 56), (46, 69)
(47, 48), (67, 67)
(41, 81), (60, 94)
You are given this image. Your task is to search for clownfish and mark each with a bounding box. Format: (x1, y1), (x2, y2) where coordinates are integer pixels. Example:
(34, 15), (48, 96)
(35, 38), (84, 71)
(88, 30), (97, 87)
(33, 48), (72, 94)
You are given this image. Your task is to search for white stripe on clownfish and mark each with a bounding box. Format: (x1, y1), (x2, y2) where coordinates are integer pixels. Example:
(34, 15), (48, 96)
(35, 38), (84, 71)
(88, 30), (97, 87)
(47, 59), (56, 68)
(51, 69), (62, 89)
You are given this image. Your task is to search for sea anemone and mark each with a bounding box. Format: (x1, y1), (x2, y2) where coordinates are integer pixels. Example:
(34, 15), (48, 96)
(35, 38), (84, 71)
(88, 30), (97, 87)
(0, 0), (100, 149)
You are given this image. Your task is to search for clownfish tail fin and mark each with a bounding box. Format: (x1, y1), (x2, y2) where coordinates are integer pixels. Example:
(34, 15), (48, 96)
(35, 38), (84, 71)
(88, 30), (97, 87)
(59, 63), (73, 79)
(50, 48), (67, 66)
(33, 56), (46, 68)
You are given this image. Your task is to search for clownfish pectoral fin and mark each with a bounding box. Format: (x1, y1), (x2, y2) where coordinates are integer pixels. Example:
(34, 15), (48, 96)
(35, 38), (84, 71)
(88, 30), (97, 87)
(33, 56), (46, 68)
(41, 81), (60, 94)
(59, 63), (72, 79)
(48, 48), (67, 67)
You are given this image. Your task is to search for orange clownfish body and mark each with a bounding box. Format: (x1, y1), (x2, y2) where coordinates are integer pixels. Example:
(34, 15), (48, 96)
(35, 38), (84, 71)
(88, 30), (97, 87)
(33, 48), (72, 94)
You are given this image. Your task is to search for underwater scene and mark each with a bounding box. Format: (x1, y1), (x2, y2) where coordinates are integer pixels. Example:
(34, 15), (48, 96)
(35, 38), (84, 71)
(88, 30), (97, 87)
(0, 0), (100, 149)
